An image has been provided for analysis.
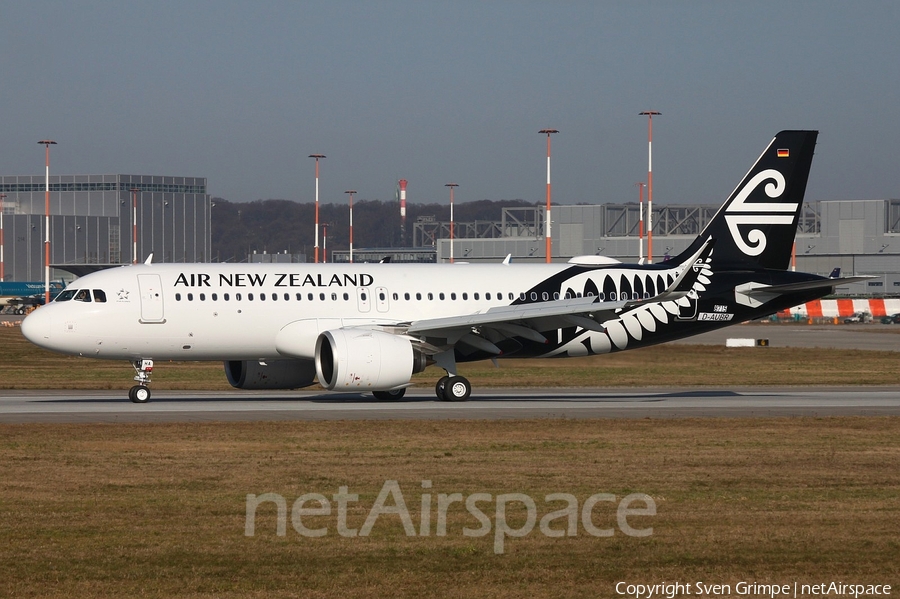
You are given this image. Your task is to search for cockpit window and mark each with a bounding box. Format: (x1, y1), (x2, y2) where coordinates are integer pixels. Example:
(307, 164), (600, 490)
(93, 289), (107, 303)
(74, 289), (92, 302)
(54, 289), (77, 302)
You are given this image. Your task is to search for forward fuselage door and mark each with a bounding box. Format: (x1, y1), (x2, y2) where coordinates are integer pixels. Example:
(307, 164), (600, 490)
(137, 274), (165, 323)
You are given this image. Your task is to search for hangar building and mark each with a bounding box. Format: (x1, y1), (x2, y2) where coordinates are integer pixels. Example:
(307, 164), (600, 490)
(0, 174), (210, 282)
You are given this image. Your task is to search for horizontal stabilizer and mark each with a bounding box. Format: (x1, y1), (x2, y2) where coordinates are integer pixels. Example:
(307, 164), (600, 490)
(745, 276), (875, 295)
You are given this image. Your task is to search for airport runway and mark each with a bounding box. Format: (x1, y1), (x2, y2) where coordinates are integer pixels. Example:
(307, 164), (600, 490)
(2, 387), (899, 423)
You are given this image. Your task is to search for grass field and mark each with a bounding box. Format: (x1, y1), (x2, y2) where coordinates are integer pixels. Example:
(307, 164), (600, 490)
(1, 418), (898, 598)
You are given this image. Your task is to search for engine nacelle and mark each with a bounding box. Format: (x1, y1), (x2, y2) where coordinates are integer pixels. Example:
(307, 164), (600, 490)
(225, 359), (317, 390)
(315, 329), (427, 391)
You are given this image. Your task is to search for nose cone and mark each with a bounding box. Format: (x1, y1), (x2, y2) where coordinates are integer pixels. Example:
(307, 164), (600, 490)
(21, 307), (52, 347)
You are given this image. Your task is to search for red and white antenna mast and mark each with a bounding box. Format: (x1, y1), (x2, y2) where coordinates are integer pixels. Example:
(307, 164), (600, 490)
(539, 129), (558, 263)
(130, 188), (139, 264)
(445, 183), (458, 263)
(345, 190), (356, 264)
(638, 112), (660, 263)
(38, 139), (57, 304)
(308, 154), (326, 263)
(636, 182), (645, 263)
(399, 179), (408, 242)
(0, 193), (6, 282)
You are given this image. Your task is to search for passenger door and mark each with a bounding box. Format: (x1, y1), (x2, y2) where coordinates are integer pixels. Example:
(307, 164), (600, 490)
(137, 274), (165, 323)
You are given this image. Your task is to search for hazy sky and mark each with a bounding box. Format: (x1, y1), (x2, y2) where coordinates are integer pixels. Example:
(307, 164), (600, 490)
(2, 1), (898, 207)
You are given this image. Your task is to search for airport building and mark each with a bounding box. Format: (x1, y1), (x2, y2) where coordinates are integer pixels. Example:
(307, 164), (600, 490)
(431, 199), (900, 296)
(0, 174), (210, 281)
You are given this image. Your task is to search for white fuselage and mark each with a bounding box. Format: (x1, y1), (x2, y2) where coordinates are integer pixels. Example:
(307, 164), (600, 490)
(22, 260), (682, 362)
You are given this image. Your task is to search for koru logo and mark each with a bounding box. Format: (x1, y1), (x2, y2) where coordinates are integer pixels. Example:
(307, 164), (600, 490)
(724, 169), (796, 256)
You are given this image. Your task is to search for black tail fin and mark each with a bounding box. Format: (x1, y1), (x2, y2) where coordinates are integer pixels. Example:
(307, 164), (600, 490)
(668, 130), (818, 271)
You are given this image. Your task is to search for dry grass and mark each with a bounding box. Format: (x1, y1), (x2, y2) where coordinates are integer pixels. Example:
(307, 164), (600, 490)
(3, 326), (900, 391)
(0, 418), (898, 598)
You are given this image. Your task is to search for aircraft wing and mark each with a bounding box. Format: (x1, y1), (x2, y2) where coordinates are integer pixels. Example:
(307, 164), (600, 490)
(403, 238), (713, 352)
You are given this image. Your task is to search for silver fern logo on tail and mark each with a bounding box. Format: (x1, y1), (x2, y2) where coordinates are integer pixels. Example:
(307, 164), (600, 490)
(723, 169), (797, 256)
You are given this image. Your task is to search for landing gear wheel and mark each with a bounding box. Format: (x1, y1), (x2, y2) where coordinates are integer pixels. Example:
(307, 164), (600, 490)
(373, 388), (406, 401)
(435, 376), (450, 401)
(130, 385), (151, 403)
(443, 376), (471, 402)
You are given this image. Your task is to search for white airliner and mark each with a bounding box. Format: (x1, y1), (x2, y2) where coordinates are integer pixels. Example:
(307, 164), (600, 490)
(22, 131), (866, 403)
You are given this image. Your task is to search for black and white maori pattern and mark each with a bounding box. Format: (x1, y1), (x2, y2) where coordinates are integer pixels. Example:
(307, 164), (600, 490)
(543, 251), (715, 358)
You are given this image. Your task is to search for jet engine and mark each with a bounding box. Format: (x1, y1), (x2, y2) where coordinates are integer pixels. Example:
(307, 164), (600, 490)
(315, 329), (427, 391)
(224, 359), (317, 390)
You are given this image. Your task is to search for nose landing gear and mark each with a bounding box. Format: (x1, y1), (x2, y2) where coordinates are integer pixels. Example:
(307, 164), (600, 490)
(129, 359), (153, 403)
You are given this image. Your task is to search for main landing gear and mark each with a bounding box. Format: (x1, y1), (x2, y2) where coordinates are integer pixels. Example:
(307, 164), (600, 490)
(129, 359), (154, 403)
(434, 375), (472, 402)
(371, 375), (472, 402)
(431, 349), (472, 402)
(373, 388), (407, 401)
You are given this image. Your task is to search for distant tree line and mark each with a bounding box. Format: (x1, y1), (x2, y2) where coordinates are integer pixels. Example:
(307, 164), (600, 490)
(210, 198), (538, 263)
